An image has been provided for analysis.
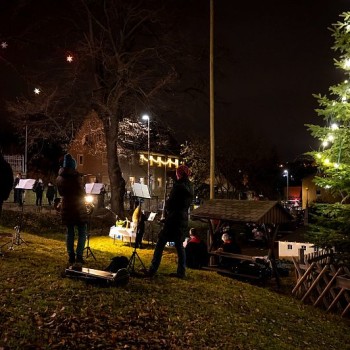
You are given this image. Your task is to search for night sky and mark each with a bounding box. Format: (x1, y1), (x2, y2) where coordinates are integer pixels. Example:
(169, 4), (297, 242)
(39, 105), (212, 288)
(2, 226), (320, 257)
(0, 0), (349, 161)
(212, 0), (350, 161)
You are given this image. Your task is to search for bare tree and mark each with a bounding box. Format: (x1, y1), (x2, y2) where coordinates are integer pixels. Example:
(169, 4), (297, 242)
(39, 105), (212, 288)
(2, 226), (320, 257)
(5, 0), (180, 216)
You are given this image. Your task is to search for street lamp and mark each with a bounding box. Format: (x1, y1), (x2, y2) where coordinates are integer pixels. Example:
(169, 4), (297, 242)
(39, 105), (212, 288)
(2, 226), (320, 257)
(142, 114), (150, 193)
(283, 169), (289, 202)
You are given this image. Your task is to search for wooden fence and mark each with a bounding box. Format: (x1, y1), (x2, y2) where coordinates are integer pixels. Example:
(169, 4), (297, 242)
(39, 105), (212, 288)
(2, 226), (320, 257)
(292, 249), (350, 318)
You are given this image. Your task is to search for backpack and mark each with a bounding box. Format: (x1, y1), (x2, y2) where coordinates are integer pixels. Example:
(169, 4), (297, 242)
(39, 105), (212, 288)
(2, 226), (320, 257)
(105, 256), (129, 273)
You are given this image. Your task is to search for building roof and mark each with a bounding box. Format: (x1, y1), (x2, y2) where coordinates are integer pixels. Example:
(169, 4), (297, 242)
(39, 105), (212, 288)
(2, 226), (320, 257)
(191, 199), (292, 224)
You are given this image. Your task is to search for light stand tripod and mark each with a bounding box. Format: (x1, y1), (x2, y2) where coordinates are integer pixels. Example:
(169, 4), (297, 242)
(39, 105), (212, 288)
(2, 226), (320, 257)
(3, 195), (29, 251)
(83, 200), (96, 261)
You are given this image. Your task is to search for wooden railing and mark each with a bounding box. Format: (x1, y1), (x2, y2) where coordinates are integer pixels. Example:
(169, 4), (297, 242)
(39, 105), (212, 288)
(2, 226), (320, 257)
(292, 249), (350, 318)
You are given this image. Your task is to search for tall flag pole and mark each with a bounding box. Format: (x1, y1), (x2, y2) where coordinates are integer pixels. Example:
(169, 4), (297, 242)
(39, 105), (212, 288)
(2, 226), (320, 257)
(209, 0), (215, 199)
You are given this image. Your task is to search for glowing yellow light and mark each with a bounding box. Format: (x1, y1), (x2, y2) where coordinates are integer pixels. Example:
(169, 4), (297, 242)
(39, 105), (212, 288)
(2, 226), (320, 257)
(66, 55), (73, 62)
(34, 88), (41, 94)
(85, 195), (93, 203)
(322, 141), (328, 147)
(324, 158), (330, 165)
(327, 134), (334, 142)
(334, 163), (339, 168)
(316, 153), (322, 159)
(331, 123), (339, 130)
(344, 58), (350, 69)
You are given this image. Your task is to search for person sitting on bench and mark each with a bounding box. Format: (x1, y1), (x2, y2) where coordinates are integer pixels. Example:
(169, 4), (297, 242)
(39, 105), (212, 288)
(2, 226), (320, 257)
(217, 231), (241, 269)
(184, 228), (208, 269)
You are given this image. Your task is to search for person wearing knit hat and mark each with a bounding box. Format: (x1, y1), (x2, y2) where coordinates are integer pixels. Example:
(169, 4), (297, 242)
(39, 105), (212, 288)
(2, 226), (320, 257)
(63, 153), (77, 169)
(56, 153), (88, 265)
(148, 164), (193, 279)
(175, 164), (191, 180)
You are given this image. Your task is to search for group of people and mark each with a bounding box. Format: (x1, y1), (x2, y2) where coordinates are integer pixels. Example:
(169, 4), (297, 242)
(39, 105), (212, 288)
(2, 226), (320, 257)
(48, 154), (241, 277)
(2, 151), (241, 278)
(12, 173), (57, 207)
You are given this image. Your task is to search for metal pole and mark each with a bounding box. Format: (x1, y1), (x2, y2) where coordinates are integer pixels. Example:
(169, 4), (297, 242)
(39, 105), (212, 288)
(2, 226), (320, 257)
(24, 124), (28, 177)
(209, 0), (215, 199)
(147, 117), (150, 194)
(286, 171), (289, 201)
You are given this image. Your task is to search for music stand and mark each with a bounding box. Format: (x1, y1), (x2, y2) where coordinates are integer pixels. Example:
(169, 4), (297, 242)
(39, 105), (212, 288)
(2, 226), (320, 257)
(147, 212), (157, 245)
(4, 179), (36, 250)
(131, 183), (151, 199)
(128, 184), (151, 276)
(83, 184), (104, 261)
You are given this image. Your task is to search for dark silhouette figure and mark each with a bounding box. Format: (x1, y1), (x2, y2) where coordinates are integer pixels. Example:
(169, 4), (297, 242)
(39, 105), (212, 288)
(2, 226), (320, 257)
(0, 153), (13, 218)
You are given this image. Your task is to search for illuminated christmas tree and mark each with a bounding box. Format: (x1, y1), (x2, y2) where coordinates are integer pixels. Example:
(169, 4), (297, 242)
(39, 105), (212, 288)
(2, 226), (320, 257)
(306, 12), (350, 254)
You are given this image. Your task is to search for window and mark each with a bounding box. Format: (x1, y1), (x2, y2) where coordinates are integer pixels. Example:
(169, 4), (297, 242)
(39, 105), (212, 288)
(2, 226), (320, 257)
(157, 177), (162, 188)
(129, 177), (135, 187)
(301, 245), (306, 250)
(140, 177), (145, 185)
(287, 244), (293, 250)
(77, 154), (84, 166)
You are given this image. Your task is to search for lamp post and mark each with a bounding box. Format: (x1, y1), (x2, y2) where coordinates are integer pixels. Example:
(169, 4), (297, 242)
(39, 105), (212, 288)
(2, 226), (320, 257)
(283, 169), (289, 202)
(142, 114), (150, 194)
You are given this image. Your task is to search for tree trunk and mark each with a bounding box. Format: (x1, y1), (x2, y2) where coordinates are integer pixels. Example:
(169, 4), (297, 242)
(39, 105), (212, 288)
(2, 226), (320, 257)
(104, 116), (125, 218)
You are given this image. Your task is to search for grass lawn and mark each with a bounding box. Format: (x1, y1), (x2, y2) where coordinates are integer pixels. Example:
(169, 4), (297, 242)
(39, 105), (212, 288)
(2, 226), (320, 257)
(0, 225), (349, 350)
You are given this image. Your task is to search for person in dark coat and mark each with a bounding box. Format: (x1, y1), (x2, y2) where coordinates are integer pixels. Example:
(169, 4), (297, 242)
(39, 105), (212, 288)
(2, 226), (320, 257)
(46, 181), (56, 206)
(148, 164), (193, 278)
(56, 154), (88, 264)
(217, 232), (242, 269)
(0, 153), (13, 218)
(13, 172), (23, 206)
(34, 178), (44, 206)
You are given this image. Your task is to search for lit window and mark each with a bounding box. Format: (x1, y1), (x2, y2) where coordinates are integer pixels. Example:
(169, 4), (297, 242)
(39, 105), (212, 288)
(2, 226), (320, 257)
(157, 177), (162, 188)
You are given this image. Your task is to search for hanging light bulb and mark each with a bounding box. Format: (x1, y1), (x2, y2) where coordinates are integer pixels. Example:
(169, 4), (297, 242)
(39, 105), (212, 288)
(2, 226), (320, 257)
(344, 58), (350, 69)
(327, 134), (334, 142)
(331, 123), (339, 130)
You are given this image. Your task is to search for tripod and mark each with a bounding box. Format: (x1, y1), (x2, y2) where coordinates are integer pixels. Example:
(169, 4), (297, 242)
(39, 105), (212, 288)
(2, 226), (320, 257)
(5, 209), (28, 250)
(83, 233), (96, 260)
(83, 209), (96, 260)
(127, 245), (147, 276)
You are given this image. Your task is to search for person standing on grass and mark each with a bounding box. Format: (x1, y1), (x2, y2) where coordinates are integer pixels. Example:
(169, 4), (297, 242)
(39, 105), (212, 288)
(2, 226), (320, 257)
(34, 178), (44, 207)
(132, 199), (147, 249)
(148, 164), (193, 278)
(46, 181), (56, 206)
(0, 153), (13, 218)
(56, 153), (88, 265)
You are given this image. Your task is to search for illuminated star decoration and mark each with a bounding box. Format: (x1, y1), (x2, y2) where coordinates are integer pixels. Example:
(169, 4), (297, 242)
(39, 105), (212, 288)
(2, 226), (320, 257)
(1, 42), (8, 49)
(66, 55), (73, 62)
(34, 88), (41, 95)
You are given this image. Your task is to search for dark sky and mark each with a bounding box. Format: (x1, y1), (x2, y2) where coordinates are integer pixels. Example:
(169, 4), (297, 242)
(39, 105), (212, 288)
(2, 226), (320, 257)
(211, 0), (349, 161)
(0, 0), (349, 161)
